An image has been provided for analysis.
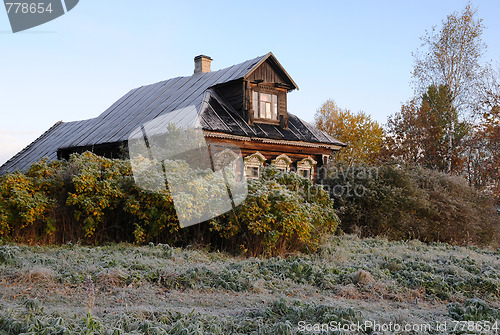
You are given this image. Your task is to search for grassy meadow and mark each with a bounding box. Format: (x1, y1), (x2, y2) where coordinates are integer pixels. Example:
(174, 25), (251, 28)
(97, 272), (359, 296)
(0, 235), (499, 334)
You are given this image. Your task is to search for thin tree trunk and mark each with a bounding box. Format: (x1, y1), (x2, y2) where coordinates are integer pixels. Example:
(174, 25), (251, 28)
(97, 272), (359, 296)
(446, 122), (454, 174)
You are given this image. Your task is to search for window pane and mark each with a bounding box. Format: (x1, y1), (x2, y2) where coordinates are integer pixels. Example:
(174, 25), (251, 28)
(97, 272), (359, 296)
(253, 91), (259, 119)
(265, 102), (271, 119)
(272, 95), (278, 120)
(261, 93), (271, 102)
(299, 169), (310, 179)
(245, 166), (259, 178)
(253, 92), (279, 120)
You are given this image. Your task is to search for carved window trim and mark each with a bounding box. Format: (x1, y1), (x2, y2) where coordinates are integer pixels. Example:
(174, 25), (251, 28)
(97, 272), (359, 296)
(213, 148), (243, 181)
(244, 151), (266, 179)
(296, 156), (317, 180)
(271, 153), (293, 172)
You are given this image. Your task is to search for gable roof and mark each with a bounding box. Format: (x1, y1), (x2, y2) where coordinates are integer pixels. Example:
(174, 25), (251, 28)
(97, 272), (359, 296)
(242, 52), (299, 91)
(0, 53), (344, 174)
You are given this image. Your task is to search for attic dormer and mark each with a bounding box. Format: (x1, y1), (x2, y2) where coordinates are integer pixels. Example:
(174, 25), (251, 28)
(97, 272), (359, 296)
(213, 53), (298, 129)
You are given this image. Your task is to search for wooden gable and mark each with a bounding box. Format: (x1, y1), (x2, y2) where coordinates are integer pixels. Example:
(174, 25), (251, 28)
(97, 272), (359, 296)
(245, 55), (298, 91)
(214, 53), (298, 129)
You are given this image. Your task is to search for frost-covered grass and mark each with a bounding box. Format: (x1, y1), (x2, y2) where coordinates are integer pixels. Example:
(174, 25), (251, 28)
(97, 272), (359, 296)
(0, 235), (499, 334)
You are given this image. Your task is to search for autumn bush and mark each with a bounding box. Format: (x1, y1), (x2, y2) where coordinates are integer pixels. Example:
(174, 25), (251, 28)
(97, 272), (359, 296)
(0, 152), (338, 255)
(322, 163), (499, 247)
(212, 166), (339, 256)
(0, 153), (177, 245)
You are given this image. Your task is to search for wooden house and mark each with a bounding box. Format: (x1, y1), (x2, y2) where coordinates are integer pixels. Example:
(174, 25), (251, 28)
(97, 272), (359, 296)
(0, 53), (345, 179)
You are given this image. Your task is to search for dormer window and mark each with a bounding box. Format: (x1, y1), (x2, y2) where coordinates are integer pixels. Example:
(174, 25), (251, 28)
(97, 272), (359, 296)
(253, 91), (278, 120)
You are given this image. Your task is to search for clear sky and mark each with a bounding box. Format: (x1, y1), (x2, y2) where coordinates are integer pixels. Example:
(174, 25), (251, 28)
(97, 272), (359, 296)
(1, 0), (499, 165)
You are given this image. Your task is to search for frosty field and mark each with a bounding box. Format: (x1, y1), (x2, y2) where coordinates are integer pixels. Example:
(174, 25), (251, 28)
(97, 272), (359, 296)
(0, 235), (499, 334)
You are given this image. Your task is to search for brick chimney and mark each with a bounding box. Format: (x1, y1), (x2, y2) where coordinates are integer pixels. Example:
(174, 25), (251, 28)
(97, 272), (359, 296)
(194, 55), (212, 74)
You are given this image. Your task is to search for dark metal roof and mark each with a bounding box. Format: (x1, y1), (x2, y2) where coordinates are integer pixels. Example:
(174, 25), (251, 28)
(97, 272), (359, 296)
(202, 90), (344, 145)
(0, 53), (344, 174)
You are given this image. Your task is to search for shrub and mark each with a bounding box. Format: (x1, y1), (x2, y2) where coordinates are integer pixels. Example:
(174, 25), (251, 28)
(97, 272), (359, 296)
(0, 245), (18, 264)
(448, 299), (500, 321)
(0, 153), (339, 256)
(211, 167), (340, 256)
(0, 170), (56, 243)
(0, 153), (178, 245)
(322, 163), (499, 246)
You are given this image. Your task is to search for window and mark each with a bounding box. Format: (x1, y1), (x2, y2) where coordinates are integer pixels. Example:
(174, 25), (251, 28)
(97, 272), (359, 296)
(298, 169), (310, 179)
(245, 166), (259, 179)
(253, 91), (278, 120)
(244, 152), (266, 179)
(296, 156), (317, 181)
(213, 148), (244, 182)
(271, 154), (292, 173)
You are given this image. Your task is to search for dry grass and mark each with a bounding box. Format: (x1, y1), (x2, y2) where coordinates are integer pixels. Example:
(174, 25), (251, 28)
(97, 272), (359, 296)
(17, 267), (55, 284)
(96, 268), (128, 287)
(0, 235), (499, 334)
(352, 269), (375, 285)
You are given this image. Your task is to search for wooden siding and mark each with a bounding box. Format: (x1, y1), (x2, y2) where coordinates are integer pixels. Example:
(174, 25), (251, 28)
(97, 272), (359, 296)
(247, 60), (288, 85)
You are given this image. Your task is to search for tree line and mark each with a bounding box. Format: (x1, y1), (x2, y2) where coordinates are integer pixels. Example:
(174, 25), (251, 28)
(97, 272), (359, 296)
(315, 4), (499, 205)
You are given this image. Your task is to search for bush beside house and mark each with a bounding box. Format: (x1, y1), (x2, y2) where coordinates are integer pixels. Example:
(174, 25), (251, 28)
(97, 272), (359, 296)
(0, 152), (339, 255)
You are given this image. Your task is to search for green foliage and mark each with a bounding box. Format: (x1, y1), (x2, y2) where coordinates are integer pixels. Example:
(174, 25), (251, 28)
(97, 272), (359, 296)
(392, 259), (500, 300)
(64, 152), (131, 239)
(249, 297), (363, 326)
(0, 152), (179, 245)
(0, 237), (499, 331)
(0, 153), (338, 256)
(211, 166), (340, 256)
(0, 170), (56, 243)
(0, 297), (364, 335)
(448, 299), (500, 321)
(323, 163), (499, 246)
(159, 265), (252, 292)
(0, 245), (18, 264)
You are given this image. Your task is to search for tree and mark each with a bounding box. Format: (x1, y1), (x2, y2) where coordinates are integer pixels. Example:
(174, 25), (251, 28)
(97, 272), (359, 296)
(412, 4), (486, 173)
(383, 99), (425, 165)
(314, 99), (384, 165)
(384, 85), (468, 172)
(465, 67), (500, 203)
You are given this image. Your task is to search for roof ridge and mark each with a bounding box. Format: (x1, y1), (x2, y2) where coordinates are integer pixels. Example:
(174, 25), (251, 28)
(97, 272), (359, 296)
(124, 54), (270, 92)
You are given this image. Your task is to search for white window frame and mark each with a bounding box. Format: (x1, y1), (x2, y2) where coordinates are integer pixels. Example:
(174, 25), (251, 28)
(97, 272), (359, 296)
(213, 148), (243, 181)
(271, 154), (293, 173)
(253, 91), (278, 121)
(296, 156), (317, 180)
(244, 152), (266, 179)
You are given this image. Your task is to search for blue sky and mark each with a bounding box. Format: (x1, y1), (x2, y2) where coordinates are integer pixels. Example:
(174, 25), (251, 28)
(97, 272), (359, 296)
(1, 0), (499, 165)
